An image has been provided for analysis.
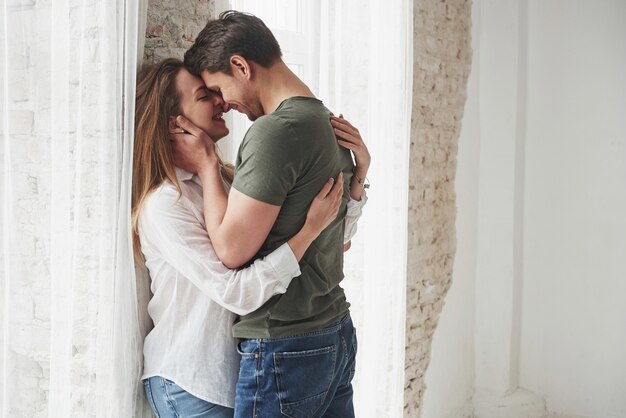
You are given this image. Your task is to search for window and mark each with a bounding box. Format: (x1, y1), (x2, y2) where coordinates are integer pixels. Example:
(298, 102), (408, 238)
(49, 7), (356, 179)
(216, 1), (320, 162)
(216, 2), (411, 416)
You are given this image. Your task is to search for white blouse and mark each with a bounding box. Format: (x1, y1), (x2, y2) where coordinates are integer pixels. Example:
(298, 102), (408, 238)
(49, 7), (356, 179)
(139, 168), (366, 408)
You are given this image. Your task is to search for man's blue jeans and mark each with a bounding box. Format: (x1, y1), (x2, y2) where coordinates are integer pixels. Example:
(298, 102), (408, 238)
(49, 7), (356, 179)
(234, 314), (357, 418)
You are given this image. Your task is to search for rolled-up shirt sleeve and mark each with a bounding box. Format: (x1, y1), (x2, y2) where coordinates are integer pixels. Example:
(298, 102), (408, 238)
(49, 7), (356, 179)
(139, 187), (301, 316)
(344, 189), (368, 244)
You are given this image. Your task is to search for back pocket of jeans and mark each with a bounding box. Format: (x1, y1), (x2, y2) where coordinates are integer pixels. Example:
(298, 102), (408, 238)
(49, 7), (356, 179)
(273, 345), (337, 418)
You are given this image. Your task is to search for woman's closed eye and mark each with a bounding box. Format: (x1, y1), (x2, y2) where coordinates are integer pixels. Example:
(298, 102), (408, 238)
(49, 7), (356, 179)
(194, 86), (210, 101)
(197, 87), (209, 101)
(198, 88), (220, 102)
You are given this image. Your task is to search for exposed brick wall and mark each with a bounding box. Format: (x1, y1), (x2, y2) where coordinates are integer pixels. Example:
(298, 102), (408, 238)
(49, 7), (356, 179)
(143, 0), (216, 64)
(405, 0), (472, 416)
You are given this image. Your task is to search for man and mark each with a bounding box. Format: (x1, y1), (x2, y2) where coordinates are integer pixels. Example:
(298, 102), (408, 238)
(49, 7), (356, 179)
(177, 11), (363, 418)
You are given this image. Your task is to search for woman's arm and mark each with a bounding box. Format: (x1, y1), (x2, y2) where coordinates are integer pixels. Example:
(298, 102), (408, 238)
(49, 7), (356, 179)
(287, 174), (343, 260)
(331, 114), (370, 246)
(172, 116), (277, 268)
(170, 115), (345, 264)
(331, 115), (371, 201)
(170, 113), (368, 264)
(139, 178), (342, 316)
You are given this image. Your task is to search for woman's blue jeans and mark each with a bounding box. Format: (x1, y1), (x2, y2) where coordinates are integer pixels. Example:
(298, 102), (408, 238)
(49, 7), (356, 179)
(234, 314), (357, 418)
(144, 376), (234, 418)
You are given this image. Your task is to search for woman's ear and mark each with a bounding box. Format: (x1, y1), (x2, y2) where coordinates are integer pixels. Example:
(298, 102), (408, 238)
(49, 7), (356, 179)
(230, 55), (251, 80)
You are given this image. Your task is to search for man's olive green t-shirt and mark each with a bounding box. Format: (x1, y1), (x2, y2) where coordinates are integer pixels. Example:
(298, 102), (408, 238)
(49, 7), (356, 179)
(231, 97), (354, 339)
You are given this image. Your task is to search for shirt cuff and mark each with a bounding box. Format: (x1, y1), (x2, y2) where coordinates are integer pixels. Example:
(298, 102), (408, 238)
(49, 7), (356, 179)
(347, 189), (368, 216)
(265, 242), (302, 289)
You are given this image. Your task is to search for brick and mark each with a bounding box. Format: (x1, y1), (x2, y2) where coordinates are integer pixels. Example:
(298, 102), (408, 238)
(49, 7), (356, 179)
(143, 0), (217, 63)
(405, 1), (472, 417)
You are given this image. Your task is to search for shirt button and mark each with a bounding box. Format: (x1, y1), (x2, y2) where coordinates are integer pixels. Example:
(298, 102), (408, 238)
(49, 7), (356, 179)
(254, 354), (259, 359)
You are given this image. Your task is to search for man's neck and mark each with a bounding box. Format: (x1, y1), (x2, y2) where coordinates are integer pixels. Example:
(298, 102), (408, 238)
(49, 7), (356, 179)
(258, 60), (316, 115)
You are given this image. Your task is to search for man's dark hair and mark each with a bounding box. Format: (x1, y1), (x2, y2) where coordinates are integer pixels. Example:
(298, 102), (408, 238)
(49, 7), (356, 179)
(184, 10), (282, 76)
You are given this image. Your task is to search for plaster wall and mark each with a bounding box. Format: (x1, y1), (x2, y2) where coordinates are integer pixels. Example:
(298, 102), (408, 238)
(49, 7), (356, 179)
(520, 2), (626, 417)
(425, 1), (626, 418)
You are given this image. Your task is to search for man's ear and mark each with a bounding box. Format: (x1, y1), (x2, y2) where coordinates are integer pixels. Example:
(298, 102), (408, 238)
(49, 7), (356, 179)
(230, 55), (251, 80)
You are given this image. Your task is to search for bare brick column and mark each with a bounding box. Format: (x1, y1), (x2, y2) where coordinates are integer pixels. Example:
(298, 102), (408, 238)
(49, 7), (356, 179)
(404, 1), (472, 416)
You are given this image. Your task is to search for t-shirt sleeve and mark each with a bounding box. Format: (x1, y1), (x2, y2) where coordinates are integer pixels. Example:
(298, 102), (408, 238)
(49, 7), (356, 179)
(232, 117), (303, 206)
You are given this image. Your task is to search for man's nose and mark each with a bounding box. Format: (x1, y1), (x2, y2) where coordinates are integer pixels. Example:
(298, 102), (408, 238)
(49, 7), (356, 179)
(215, 96), (230, 112)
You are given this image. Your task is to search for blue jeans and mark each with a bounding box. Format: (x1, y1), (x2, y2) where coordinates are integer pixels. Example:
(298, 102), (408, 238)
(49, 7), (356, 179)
(144, 376), (234, 418)
(234, 314), (357, 418)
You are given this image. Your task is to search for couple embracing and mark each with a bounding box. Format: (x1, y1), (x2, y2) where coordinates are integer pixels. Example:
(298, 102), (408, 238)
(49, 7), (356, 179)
(132, 11), (370, 418)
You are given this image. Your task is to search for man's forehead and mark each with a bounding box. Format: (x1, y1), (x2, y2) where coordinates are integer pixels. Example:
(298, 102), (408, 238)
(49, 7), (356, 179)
(200, 70), (227, 86)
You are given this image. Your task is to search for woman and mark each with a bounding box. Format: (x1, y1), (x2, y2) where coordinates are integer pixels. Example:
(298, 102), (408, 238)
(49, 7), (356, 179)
(132, 58), (369, 418)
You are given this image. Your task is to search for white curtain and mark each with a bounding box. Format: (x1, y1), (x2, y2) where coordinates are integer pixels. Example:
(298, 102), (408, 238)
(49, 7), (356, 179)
(226, 1), (412, 416)
(316, 2), (411, 417)
(0, 1), (150, 416)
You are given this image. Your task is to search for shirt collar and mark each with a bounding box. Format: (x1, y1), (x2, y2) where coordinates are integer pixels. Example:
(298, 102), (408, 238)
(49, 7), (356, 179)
(175, 167), (209, 188)
(175, 167), (194, 182)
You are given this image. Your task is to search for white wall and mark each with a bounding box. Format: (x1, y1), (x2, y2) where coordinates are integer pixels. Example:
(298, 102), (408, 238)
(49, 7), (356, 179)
(520, 1), (626, 417)
(425, 1), (626, 417)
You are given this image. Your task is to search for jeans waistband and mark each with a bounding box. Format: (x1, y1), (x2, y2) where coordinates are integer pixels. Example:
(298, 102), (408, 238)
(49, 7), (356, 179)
(248, 313), (353, 342)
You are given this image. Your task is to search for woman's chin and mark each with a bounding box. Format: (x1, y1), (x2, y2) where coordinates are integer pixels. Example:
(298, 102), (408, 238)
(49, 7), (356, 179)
(212, 129), (229, 142)
(200, 125), (229, 143)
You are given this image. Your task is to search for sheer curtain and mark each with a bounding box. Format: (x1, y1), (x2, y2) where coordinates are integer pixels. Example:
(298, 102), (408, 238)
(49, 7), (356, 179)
(226, 2), (412, 416)
(0, 1), (150, 416)
(316, 2), (411, 416)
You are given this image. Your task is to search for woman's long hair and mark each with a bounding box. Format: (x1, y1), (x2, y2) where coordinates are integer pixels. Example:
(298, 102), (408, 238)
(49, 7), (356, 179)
(132, 58), (233, 262)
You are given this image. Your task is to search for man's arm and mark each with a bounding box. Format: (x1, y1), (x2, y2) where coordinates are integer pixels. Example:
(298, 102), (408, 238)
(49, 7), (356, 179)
(173, 115), (281, 268)
(199, 160), (280, 268)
